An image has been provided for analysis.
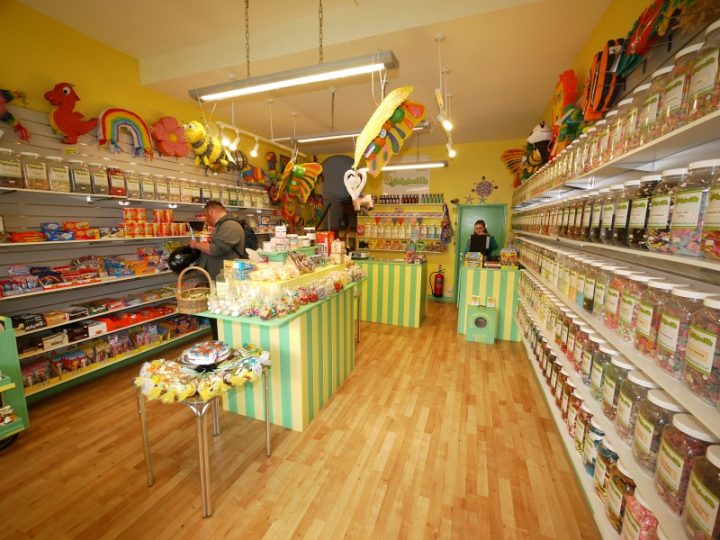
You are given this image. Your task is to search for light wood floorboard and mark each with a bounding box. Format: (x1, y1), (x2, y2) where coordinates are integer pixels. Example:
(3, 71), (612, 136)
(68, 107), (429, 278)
(0, 302), (600, 539)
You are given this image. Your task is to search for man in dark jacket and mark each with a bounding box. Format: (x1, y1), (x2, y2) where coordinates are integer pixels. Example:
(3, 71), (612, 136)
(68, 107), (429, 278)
(239, 219), (258, 254)
(189, 200), (245, 279)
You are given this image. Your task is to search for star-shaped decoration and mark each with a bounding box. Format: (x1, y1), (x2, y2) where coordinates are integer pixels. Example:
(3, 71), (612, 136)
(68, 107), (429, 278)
(464, 195), (475, 204)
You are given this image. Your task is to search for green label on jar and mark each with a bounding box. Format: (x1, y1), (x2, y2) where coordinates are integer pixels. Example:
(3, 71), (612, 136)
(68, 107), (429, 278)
(584, 279), (596, 300)
(562, 208), (570, 226)
(141, 178), (155, 196)
(591, 362), (605, 393)
(582, 206), (592, 227)
(616, 390), (633, 429)
(628, 198), (648, 228)
(704, 188), (720, 230)
(0, 159), (22, 179)
(614, 201), (630, 228)
(685, 468), (720, 537)
(664, 74), (687, 114)
(592, 204), (602, 227)
(48, 165), (69, 182)
(603, 204), (615, 223)
(602, 376), (617, 409)
(634, 411), (654, 454)
(671, 189), (705, 229)
(619, 293), (639, 324)
(685, 325), (718, 377)
(658, 312), (681, 353)
(636, 302), (654, 338)
(593, 456), (609, 495)
(595, 283), (606, 307)
(657, 437), (684, 493)
(606, 473), (625, 521)
(623, 504), (642, 538)
(640, 93), (660, 125)
(73, 169), (91, 186)
(605, 287), (620, 315)
(648, 195), (671, 227)
(24, 162), (46, 181)
(582, 349), (593, 377)
(689, 49), (719, 100)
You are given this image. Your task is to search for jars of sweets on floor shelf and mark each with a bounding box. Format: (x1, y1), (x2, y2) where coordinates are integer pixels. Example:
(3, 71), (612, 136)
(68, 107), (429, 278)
(602, 355), (634, 420)
(583, 419), (606, 476)
(682, 295), (720, 406)
(634, 389), (687, 473)
(591, 188), (610, 242)
(682, 444), (720, 539)
(573, 325), (595, 373)
(616, 371), (658, 446)
(575, 405), (593, 453)
(657, 288), (711, 378)
(613, 179), (640, 246)
(0, 148), (24, 188)
(655, 413), (719, 514)
(606, 459), (636, 533)
(591, 346), (620, 401)
(670, 159), (718, 256)
(635, 281), (685, 359)
(622, 487), (659, 539)
(702, 159), (720, 260)
(593, 440), (619, 500)
(567, 391), (583, 438)
(660, 43), (703, 136)
(600, 184), (624, 244)
(593, 265), (625, 318)
(647, 168), (688, 252)
(687, 20), (720, 123)
(582, 334), (607, 386)
(605, 269), (637, 331)
(627, 175), (661, 249)
(618, 274), (657, 343)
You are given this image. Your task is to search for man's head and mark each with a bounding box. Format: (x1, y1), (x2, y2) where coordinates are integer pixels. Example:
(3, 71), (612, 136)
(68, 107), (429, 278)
(204, 200), (227, 227)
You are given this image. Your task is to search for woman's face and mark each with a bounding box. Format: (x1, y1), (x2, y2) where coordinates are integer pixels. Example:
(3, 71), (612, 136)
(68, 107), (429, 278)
(474, 223), (486, 234)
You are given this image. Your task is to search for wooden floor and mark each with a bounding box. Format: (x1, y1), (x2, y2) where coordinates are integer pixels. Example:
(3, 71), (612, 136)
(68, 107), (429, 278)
(1, 302), (599, 539)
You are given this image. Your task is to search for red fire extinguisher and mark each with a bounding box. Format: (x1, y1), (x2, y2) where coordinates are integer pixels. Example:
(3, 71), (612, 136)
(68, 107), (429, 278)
(429, 268), (444, 298)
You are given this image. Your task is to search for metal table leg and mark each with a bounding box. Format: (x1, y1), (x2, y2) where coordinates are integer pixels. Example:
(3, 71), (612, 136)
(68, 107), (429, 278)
(211, 397), (221, 436)
(185, 400), (214, 518)
(263, 369), (271, 457)
(136, 387), (154, 487)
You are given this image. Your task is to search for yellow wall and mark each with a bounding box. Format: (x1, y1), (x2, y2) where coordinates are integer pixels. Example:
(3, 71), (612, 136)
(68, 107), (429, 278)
(541, 0), (650, 122)
(364, 138), (524, 297)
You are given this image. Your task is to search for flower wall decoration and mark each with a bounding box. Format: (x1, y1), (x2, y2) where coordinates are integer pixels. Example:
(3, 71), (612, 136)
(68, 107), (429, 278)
(151, 116), (189, 157)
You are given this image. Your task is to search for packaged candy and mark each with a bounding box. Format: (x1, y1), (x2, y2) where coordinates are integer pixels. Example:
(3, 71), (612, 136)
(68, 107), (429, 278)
(682, 295), (720, 406)
(647, 168), (688, 252)
(670, 159), (718, 257)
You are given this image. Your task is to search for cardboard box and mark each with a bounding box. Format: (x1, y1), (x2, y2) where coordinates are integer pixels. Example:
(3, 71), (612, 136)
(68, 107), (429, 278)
(66, 325), (89, 342)
(42, 331), (69, 350)
(43, 310), (68, 326)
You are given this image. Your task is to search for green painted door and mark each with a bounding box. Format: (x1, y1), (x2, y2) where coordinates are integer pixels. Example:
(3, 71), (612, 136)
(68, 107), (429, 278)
(453, 204), (507, 301)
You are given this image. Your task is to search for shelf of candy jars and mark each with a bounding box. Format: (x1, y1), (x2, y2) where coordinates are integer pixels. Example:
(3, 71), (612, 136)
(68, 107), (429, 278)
(516, 273), (686, 540)
(512, 21), (720, 208)
(356, 238), (445, 254)
(373, 193), (445, 206)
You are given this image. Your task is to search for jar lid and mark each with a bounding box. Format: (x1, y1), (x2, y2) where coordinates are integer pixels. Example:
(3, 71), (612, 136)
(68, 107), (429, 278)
(703, 296), (720, 309)
(599, 265), (624, 271)
(615, 458), (633, 480)
(599, 345), (620, 356)
(595, 119), (608, 127)
(610, 355), (634, 370)
(88, 162), (103, 167)
(689, 159), (720, 170)
(605, 110), (619, 118)
(579, 325), (596, 334)
(633, 487), (652, 510)
(19, 152), (38, 157)
(139, 171), (151, 176)
(671, 287), (711, 300)
(706, 19), (720, 36)
(580, 404), (592, 415)
(617, 98), (634, 108)
(672, 413), (719, 443)
(586, 127), (597, 133)
(598, 188), (610, 194)
(166, 176), (177, 180)
(648, 281), (685, 291)
(609, 184), (624, 191)
(633, 82), (652, 94)
(578, 133), (588, 139)
(566, 382), (576, 390)
(640, 174), (661, 182)
(601, 441), (618, 456)
(661, 168), (688, 177)
(623, 179), (642, 187)
(46, 156), (63, 161)
(67, 159), (84, 164)
(675, 43), (704, 60)
(651, 65), (674, 79)
(647, 389), (686, 412)
(0, 147), (13, 153)
(627, 370), (656, 389)
(560, 369), (570, 377)
(614, 269), (636, 277)
(629, 274), (660, 284)
(589, 335), (607, 345)
(589, 418), (604, 434)
(707, 445), (720, 469)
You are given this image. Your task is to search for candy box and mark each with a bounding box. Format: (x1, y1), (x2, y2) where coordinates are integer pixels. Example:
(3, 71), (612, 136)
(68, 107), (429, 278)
(7, 264), (30, 276)
(65, 306), (89, 321)
(62, 352), (83, 372)
(80, 320), (107, 337)
(65, 324), (89, 342)
(34, 272), (65, 287)
(42, 310), (68, 326)
(73, 228), (101, 240)
(0, 275), (43, 297)
(62, 221), (90, 231)
(98, 227), (121, 238)
(108, 332), (132, 358)
(12, 313), (46, 332)
(94, 298), (124, 311)
(95, 316), (121, 332)
(74, 301), (108, 316)
(92, 340), (111, 363)
(40, 222), (61, 233)
(17, 335), (43, 355)
(123, 294), (143, 307)
(41, 331), (68, 350)
(45, 229), (75, 241)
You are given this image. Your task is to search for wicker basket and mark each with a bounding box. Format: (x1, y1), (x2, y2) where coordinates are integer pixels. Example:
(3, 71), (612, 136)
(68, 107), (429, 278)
(177, 266), (214, 314)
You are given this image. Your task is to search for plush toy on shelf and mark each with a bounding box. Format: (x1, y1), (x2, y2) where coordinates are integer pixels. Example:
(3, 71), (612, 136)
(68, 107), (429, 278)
(0, 89), (31, 142)
(522, 122), (553, 180)
(44, 83), (98, 144)
(183, 120), (230, 173)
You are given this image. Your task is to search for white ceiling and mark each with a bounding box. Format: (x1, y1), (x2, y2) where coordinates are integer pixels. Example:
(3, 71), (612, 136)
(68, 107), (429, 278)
(19, 0), (610, 154)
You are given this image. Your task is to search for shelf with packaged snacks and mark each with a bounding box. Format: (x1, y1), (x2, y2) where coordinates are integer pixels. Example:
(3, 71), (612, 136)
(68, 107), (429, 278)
(17, 309), (178, 360)
(0, 375), (16, 393)
(0, 236), (190, 248)
(23, 325), (210, 398)
(14, 293), (176, 337)
(0, 270), (174, 302)
(357, 248), (446, 254)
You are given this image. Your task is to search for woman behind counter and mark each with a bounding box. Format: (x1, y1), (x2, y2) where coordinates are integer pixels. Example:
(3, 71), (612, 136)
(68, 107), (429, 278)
(465, 219), (499, 259)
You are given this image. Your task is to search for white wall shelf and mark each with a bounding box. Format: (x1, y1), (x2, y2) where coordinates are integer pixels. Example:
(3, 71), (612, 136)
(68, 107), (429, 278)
(0, 236), (190, 248)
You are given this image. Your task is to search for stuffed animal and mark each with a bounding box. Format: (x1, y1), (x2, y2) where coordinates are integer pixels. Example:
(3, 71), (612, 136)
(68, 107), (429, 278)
(183, 121), (229, 173)
(44, 83), (98, 144)
(522, 122), (553, 180)
(0, 90), (31, 142)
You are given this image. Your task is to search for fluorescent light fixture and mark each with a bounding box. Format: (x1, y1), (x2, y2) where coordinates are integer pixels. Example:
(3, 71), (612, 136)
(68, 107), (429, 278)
(382, 160), (448, 172)
(288, 120), (431, 145)
(189, 50), (398, 102)
(437, 113), (453, 132)
(250, 137), (259, 158)
(446, 142), (456, 158)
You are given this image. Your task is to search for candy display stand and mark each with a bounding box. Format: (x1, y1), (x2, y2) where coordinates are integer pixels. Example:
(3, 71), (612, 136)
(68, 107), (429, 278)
(464, 304), (498, 344)
(0, 316), (29, 448)
(457, 267), (520, 341)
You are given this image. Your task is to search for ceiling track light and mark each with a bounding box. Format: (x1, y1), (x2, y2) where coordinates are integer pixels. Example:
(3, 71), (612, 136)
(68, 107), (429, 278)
(437, 113), (453, 132)
(446, 142), (456, 158)
(382, 160), (448, 172)
(189, 50), (399, 102)
(250, 137), (259, 158)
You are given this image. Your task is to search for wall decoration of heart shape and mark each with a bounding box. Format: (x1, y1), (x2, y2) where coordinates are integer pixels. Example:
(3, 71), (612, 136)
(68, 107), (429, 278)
(343, 168), (368, 200)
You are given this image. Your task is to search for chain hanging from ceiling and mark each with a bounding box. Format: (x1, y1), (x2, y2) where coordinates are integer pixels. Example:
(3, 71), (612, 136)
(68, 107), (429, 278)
(318, 0), (324, 64)
(245, 0), (251, 78)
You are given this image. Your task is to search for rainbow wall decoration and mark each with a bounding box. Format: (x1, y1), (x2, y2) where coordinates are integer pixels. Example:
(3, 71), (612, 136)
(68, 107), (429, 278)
(98, 108), (153, 158)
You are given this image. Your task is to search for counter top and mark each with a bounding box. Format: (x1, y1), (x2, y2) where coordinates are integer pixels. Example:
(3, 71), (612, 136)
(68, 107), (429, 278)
(355, 260), (427, 267)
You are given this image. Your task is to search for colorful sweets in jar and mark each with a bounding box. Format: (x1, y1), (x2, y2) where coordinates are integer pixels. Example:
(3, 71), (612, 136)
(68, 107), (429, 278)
(627, 174), (661, 249)
(107, 167), (126, 196)
(608, 102), (631, 161)
(687, 20), (720, 123)
(593, 265), (624, 318)
(682, 295), (720, 406)
(622, 487), (658, 540)
(635, 281), (684, 359)
(604, 269), (636, 331)
(590, 188), (610, 242)
(89, 163), (108, 194)
(616, 371), (658, 446)
(582, 334), (606, 386)
(670, 159), (718, 257)
(605, 460), (636, 533)
(573, 325), (595, 373)
(45, 156), (71, 192)
(626, 82), (651, 150)
(560, 380), (576, 421)
(583, 419), (605, 476)
(618, 273), (656, 343)
(656, 288), (711, 378)
(567, 391), (583, 438)
(591, 346), (619, 401)
(612, 179), (640, 246)
(0, 148), (23, 188)
(660, 43), (703, 136)
(593, 440), (619, 500)
(602, 355), (634, 421)
(580, 192), (595, 240)
(655, 413), (719, 514)
(68, 159), (91, 193)
(639, 66), (674, 146)
(682, 444), (720, 539)
(634, 389), (687, 473)
(582, 264), (598, 313)
(647, 168), (688, 252)
(702, 161), (720, 259)
(600, 184), (624, 244)
(575, 405), (593, 454)
(20, 152), (48, 190)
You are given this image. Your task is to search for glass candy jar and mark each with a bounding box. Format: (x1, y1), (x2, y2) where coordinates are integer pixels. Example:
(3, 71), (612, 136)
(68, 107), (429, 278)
(591, 346), (620, 401)
(68, 159), (91, 193)
(593, 265), (625, 319)
(634, 389), (687, 473)
(606, 459), (636, 533)
(575, 405), (593, 454)
(682, 295), (720, 406)
(670, 159), (718, 257)
(608, 99), (632, 161)
(600, 184), (624, 244)
(618, 274), (658, 342)
(627, 174), (661, 249)
(582, 335), (607, 386)
(616, 371), (658, 446)
(647, 168), (688, 252)
(687, 20), (720, 123)
(583, 419), (605, 476)
(89, 163), (109, 194)
(682, 444), (720, 539)
(590, 188), (610, 242)
(602, 355), (634, 420)
(593, 440), (619, 500)
(0, 147), (24, 188)
(604, 269), (637, 331)
(702, 158), (720, 260)
(660, 43), (704, 136)
(612, 179), (640, 246)
(622, 487), (659, 539)
(638, 66), (673, 146)
(655, 413), (719, 514)
(635, 281), (686, 359)
(657, 288), (711, 378)
(626, 82), (651, 150)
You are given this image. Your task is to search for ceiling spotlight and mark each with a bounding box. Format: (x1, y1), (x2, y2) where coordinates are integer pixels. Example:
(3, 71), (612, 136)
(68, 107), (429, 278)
(250, 137), (259, 158)
(446, 142), (457, 158)
(437, 113), (453, 132)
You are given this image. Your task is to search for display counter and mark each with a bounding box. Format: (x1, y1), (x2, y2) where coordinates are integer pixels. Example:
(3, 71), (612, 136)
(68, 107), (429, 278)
(457, 267), (520, 341)
(256, 246), (317, 263)
(356, 260), (427, 328)
(198, 281), (359, 432)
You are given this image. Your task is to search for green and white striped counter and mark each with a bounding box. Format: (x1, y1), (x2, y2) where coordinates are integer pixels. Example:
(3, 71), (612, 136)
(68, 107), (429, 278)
(457, 267), (520, 341)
